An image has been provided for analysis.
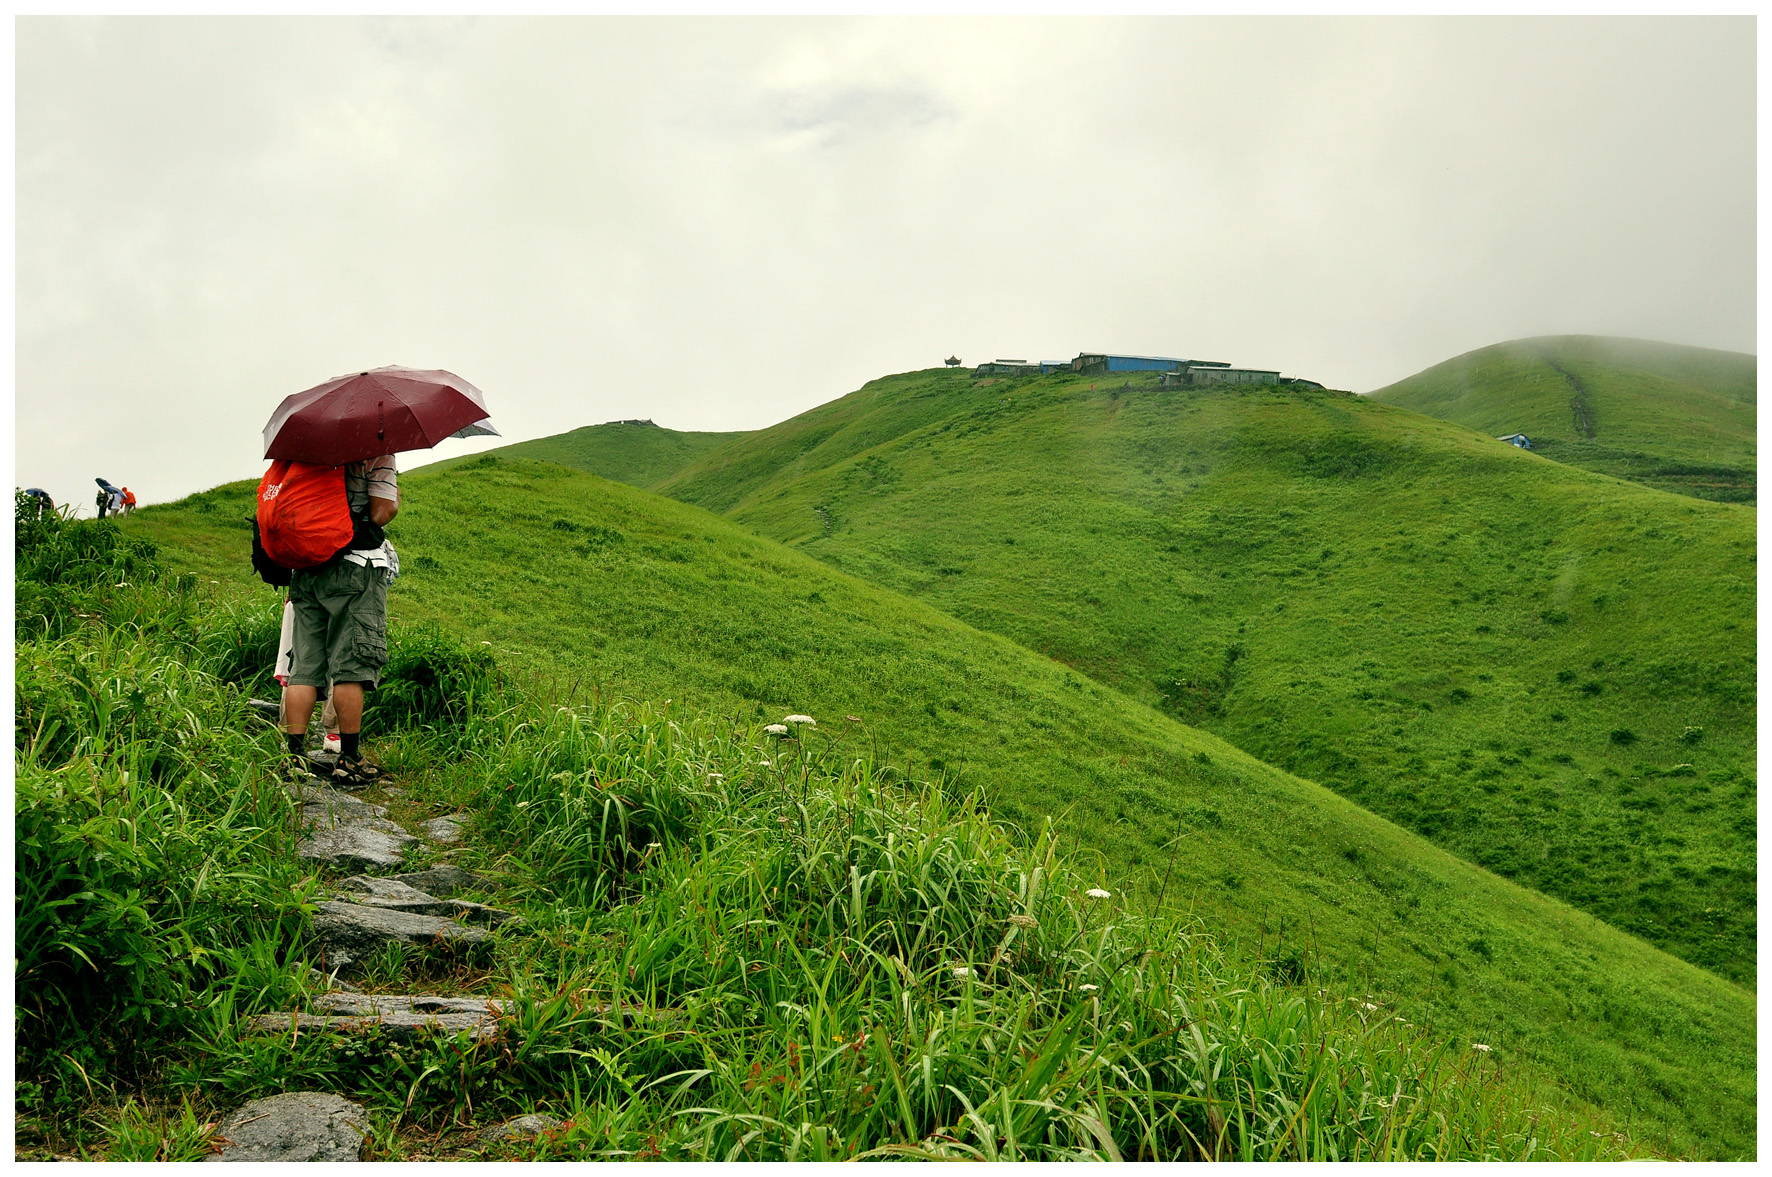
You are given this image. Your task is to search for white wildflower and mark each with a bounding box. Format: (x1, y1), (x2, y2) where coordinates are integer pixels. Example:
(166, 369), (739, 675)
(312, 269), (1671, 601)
(764, 723), (789, 735)
(1361, 1002), (1380, 1012)
(952, 967), (972, 978)
(784, 714), (815, 725)
(1006, 914), (1038, 930)
(645, 842), (662, 850)
(1086, 888), (1112, 900)
(759, 759), (772, 767)
(1079, 984), (1099, 993)
(708, 773), (725, 781)
(1471, 1042), (1492, 1052)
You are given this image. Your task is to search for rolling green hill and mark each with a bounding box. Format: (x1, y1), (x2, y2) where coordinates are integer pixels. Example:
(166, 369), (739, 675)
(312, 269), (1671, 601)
(429, 419), (747, 489)
(130, 460), (1754, 1156)
(1368, 336), (1755, 503)
(508, 367), (1756, 986)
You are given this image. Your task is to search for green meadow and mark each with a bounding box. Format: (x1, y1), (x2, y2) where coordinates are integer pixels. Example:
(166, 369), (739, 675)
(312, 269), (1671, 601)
(487, 366), (1756, 987)
(15, 504), (1645, 1160)
(1369, 336), (1755, 503)
(128, 454), (1755, 1156)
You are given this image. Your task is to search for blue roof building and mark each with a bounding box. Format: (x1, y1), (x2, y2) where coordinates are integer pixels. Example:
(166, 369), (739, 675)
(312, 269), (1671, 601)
(1072, 353), (1232, 375)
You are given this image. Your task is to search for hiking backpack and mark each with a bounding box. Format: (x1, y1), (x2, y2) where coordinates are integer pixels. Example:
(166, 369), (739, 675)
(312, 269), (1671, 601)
(253, 461), (384, 586)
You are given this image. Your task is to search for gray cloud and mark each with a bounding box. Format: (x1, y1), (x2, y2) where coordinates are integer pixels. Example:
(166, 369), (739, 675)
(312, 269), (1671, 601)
(14, 16), (1754, 513)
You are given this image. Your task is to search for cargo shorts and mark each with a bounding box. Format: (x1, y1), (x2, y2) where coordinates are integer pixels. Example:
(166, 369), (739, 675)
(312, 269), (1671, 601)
(287, 559), (389, 693)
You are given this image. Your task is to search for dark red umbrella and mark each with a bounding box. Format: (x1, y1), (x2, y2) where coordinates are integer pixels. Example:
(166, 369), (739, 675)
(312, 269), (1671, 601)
(262, 366), (496, 466)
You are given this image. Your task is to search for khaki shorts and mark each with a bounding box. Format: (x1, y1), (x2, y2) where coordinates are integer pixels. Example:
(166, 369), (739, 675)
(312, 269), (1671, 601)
(287, 560), (389, 690)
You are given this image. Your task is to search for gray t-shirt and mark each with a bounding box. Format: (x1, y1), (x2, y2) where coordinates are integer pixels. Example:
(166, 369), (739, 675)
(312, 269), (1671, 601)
(342, 455), (399, 571)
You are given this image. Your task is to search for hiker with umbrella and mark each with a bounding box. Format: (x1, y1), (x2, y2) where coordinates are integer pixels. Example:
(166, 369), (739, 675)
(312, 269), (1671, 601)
(263, 366), (496, 788)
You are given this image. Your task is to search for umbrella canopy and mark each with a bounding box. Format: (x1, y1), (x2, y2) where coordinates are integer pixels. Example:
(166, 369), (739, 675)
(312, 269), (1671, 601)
(263, 366), (494, 466)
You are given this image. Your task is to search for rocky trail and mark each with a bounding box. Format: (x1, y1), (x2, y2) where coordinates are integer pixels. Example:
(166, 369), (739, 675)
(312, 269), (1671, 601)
(205, 736), (553, 1162)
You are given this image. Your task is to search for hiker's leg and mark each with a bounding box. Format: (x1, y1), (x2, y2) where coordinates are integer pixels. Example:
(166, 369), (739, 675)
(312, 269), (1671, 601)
(285, 569), (334, 738)
(331, 682), (364, 735)
(283, 684), (318, 735)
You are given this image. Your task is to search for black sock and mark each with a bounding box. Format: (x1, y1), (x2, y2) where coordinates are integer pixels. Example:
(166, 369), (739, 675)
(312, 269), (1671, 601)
(340, 732), (361, 761)
(286, 732), (304, 756)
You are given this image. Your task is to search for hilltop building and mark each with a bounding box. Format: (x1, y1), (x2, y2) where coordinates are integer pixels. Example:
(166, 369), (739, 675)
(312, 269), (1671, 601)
(944, 356), (962, 367)
(967, 349), (1319, 388)
(1160, 365), (1282, 387)
(974, 359), (1043, 377)
(1072, 353), (1226, 375)
(1498, 433), (1533, 449)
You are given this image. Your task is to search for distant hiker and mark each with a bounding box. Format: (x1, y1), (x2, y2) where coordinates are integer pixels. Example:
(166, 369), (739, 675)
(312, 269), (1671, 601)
(121, 487), (137, 515)
(275, 455), (400, 789)
(94, 487), (109, 519)
(109, 486), (124, 516)
(95, 477), (120, 519)
(22, 488), (53, 518)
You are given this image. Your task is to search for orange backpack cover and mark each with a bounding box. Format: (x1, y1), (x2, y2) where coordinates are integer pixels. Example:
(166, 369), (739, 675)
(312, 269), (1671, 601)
(256, 461), (354, 569)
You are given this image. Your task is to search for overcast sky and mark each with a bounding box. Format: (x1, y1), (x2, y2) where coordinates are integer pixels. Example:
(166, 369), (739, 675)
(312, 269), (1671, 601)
(15, 16), (1756, 511)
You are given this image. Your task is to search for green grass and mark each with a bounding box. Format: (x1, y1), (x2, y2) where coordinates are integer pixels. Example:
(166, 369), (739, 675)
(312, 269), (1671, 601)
(505, 366), (1756, 987)
(18, 507), (1643, 1161)
(1368, 336), (1755, 503)
(124, 460), (1755, 1156)
(422, 420), (748, 490)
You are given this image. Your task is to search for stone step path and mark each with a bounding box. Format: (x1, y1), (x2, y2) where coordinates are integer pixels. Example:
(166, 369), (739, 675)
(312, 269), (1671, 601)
(213, 743), (550, 1157)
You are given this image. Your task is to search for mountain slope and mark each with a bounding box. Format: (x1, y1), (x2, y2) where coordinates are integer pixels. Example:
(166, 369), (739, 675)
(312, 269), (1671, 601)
(520, 367), (1756, 985)
(130, 461), (1754, 1157)
(427, 419), (749, 490)
(1367, 336), (1755, 502)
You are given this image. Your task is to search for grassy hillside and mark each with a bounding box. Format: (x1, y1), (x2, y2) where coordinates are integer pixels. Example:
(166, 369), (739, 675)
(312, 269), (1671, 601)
(128, 460), (1754, 1156)
(421, 419), (748, 490)
(12, 508), (1643, 1160)
(575, 368), (1758, 986)
(1368, 336), (1755, 503)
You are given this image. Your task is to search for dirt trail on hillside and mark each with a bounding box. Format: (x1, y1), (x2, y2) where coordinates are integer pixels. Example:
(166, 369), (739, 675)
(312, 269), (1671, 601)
(1541, 354), (1597, 439)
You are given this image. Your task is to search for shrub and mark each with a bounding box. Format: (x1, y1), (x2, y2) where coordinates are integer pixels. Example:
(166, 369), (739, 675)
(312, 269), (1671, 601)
(364, 624), (501, 732)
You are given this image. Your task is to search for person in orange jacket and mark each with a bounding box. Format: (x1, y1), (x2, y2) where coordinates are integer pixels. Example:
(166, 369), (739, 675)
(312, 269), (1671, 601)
(121, 487), (137, 515)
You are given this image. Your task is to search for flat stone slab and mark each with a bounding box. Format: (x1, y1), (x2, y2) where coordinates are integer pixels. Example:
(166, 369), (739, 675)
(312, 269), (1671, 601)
(296, 790), (388, 825)
(332, 877), (521, 927)
(317, 992), (507, 1017)
(246, 1009), (500, 1044)
(286, 783), (352, 804)
(297, 827), (416, 872)
(304, 812), (408, 836)
(480, 1113), (561, 1143)
(310, 901), (492, 963)
(335, 875), (453, 916)
(207, 1091), (366, 1163)
(392, 865), (486, 898)
(246, 993), (506, 1044)
(420, 814), (469, 843)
